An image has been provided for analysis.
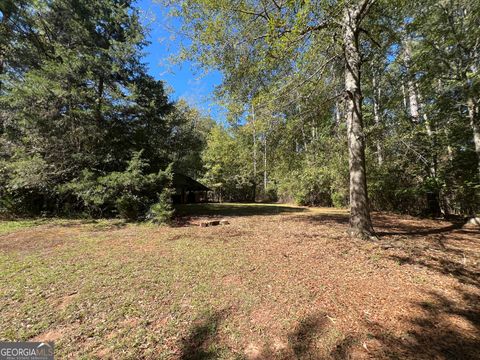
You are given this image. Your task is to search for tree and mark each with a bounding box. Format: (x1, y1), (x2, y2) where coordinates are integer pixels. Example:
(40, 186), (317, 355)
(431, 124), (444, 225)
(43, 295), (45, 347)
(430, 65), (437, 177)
(342, 1), (376, 237)
(165, 0), (378, 237)
(202, 125), (255, 202)
(0, 0), (211, 217)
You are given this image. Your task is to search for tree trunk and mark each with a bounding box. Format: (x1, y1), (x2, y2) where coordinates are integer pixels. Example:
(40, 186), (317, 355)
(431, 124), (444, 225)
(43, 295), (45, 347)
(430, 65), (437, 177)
(372, 75), (383, 165)
(343, 3), (374, 239)
(407, 80), (419, 122)
(401, 83), (408, 111)
(467, 97), (480, 178)
(403, 41), (420, 123)
(251, 103), (257, 201)
(404, 37), (442, 215)
(301, 124), (308, 153)
(421, 105), (441, 217)
(437, 80), (454, 162)
(334, 95), (342, 125)
(416, 87), (437, 178)
(263, 133), (267, 192)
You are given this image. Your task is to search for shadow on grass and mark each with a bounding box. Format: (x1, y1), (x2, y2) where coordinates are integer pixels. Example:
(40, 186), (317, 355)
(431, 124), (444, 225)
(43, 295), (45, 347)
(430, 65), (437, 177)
(289, 213), (350, 226)
(287, 314), (359, 360)
(390, 251), (480, 287)
(174, 203), (307, 218)
(372, 213), (478, 238)
(180, 310), (228, 360)
(363, 287), (480, 359)
(288, 313), (329, 358)
(0, 218), (129, 231)
(179, 311), (350, 360)
(373, 216), (480, 286)
(376, 221), (468, 237)
(179, 296), (479, 359)
(281, 290), (480, 359)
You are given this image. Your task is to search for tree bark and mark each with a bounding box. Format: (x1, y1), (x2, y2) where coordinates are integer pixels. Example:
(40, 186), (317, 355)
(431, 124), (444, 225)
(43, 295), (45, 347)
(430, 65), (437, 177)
(335, 99), (342, 127)
(251, 103), (257, 201)
(405, 41), (442, 215)
(417, 89), (441, 216)
(415, 86), (436, 173)
(372, 75), (383, 165)
(403, 41), (420, 123)
(467, 97), (480, 179)
(401, 83), (408, 111)
(438, 80), (454, 162)
(343, 2), (374, 239)
(263, 132), (267, 192)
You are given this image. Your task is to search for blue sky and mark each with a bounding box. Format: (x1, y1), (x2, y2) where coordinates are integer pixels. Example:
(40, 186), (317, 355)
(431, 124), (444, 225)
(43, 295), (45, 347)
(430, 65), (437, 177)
(137, 0), (225, 122)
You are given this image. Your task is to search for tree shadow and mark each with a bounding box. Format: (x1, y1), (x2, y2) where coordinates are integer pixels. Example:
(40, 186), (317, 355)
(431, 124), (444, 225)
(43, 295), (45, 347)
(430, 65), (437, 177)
(288, 313), (329, 358)
(280, 289), (480, 359)
(258, 313), (358, 360)
(179, 310), (228, 360)
(367, 216), (480, 358)
(374, 214), (469, 237)
(372, 214), (479, 286)
(288, 213), (350, 226)
(364, 287), (480, 359)
(329, 335), (358, 360)
(389, 253), (480, 287)
(380, 231), (479, 287)
(56, 219), (129, 230)
(174, 203), (307, 218)
(376, 223), (467, 237)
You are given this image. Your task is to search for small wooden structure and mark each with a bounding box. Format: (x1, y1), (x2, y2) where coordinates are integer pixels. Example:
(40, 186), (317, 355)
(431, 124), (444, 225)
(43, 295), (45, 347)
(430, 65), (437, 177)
(199, 219), (229, 227)
(172, 173), (211, 204)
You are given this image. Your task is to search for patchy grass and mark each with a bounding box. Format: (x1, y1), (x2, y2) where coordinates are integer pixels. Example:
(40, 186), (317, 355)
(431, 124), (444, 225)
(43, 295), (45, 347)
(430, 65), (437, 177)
(0, 219), (46, 234)
(0, 204), (478, 359)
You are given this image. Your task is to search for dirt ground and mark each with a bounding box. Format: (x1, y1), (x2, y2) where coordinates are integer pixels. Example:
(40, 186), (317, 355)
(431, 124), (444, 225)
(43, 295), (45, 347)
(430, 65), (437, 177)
(0, 204), (478, 359)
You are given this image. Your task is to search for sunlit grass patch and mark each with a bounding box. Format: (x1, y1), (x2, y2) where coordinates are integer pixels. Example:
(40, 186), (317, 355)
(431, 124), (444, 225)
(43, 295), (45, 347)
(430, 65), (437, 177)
(0, 220), (43, 235)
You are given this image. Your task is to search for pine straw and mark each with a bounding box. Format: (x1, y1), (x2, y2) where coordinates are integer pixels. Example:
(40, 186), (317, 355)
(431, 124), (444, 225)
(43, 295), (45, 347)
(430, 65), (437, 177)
(0, 205), (478, 359)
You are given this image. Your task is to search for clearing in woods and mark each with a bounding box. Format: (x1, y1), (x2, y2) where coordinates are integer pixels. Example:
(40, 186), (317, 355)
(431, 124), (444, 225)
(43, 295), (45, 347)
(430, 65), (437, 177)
(0, 203), (479, 359)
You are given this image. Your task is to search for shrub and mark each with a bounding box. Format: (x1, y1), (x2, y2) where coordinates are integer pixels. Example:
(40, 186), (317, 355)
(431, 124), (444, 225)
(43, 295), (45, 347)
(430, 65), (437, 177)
(0, 155), (59, 216)
(277, 168), (334, 206)
(147, 187), (174, 224)
(147, 201), (173, 224)
(62, 152), (173, 219)
(115, 194), (144, 220)
(331, 191), (348, 208)
(263, 184), (279, 202)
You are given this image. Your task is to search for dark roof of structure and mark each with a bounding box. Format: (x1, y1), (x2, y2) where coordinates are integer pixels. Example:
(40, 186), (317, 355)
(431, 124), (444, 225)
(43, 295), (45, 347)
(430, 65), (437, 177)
(173, 173), (211, 192)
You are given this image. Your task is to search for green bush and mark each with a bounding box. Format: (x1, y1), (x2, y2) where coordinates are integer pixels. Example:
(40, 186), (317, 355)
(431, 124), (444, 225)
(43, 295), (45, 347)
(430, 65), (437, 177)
(147, 202), (173, 224)
(147, 187), (174, 224)
(62, 152), (173, 220)
(331, 191), (348, 208)
(0, 155), (59, 216)
(264, 184), (278, 202)
(115, 194), (144, 220)
(278, 168), (333, 206)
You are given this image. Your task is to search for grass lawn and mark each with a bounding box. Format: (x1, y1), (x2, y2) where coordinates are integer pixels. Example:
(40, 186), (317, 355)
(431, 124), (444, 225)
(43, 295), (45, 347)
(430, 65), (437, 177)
(0, 204), (479, 359)
(0, 219), (45, 235)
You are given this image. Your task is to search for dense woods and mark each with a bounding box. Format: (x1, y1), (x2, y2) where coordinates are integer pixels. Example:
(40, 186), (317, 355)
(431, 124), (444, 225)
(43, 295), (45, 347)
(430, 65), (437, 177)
(167, 0), (480, 237)
(0, 0), (212, 221)
(1, 0), (479, 237)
